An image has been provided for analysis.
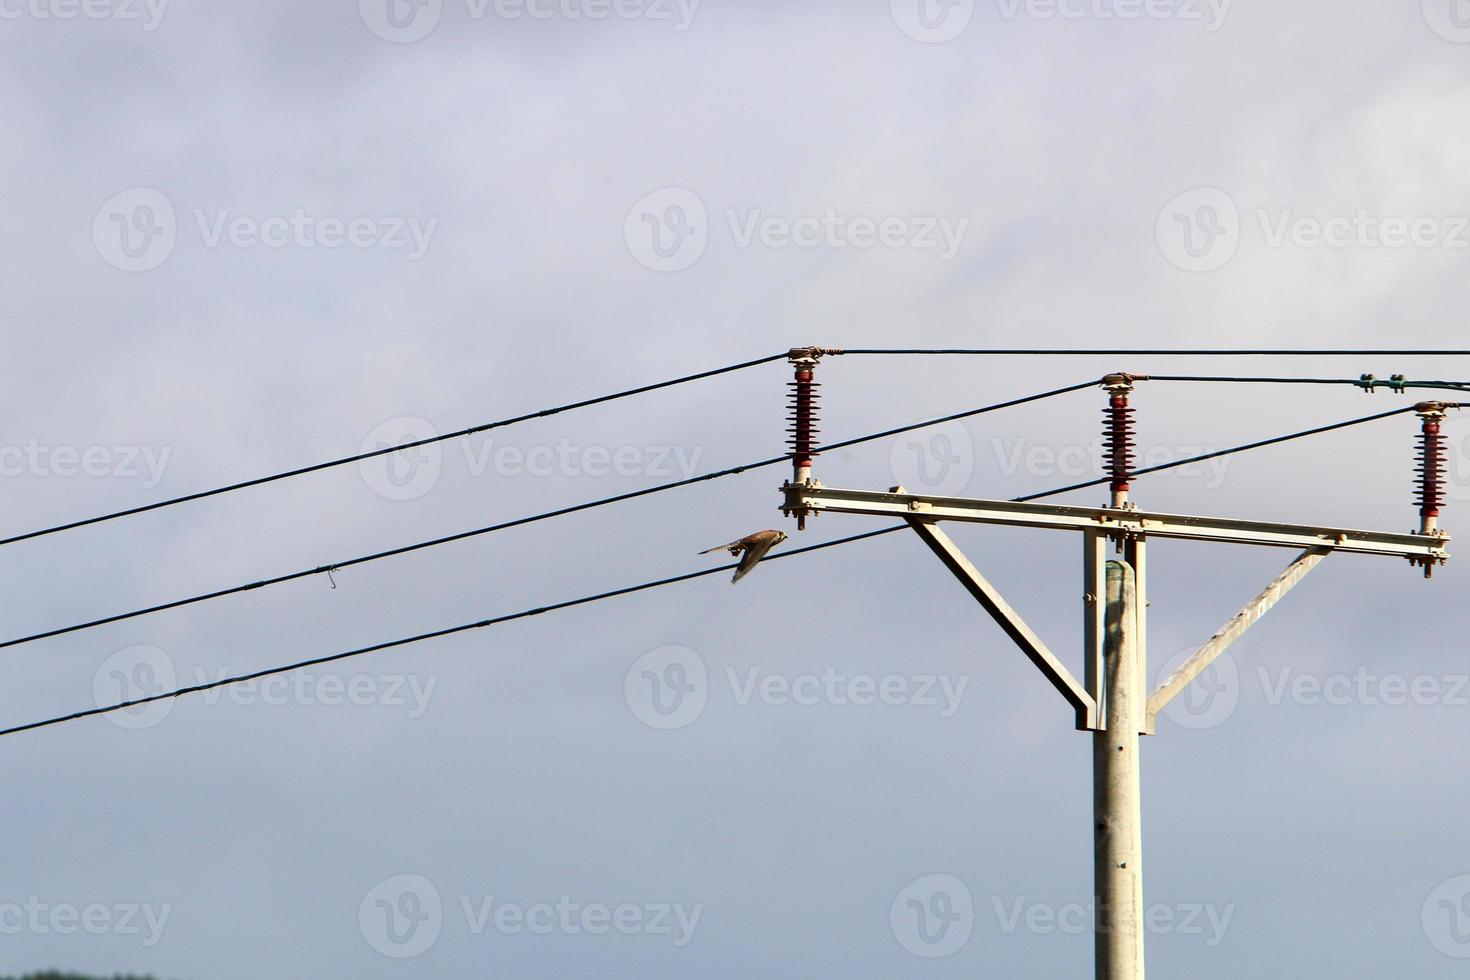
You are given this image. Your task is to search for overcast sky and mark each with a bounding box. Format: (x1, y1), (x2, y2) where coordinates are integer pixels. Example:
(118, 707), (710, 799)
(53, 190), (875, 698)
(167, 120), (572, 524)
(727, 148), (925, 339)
(2, 1), (1470, 977)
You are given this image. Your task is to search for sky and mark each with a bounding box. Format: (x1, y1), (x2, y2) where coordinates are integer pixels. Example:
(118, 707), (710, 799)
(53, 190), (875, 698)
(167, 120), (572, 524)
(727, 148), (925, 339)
(2, 0), (1470, 976)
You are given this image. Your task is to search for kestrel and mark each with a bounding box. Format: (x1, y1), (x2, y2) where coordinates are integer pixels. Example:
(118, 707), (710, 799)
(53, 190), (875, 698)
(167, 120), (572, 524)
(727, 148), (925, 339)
(700, 529), (789, 584)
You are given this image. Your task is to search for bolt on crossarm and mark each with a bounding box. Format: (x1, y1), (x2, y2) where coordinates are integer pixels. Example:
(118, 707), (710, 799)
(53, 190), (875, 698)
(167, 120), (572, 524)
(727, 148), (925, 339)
(777, 370), (1453, 980)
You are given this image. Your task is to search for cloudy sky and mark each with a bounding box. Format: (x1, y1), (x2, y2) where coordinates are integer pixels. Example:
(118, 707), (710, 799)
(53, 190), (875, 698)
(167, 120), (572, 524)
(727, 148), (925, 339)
(2, 0), (1470, 976)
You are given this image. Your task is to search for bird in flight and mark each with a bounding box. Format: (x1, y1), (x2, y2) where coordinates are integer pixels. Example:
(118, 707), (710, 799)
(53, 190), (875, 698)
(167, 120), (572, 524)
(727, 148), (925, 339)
(700, 529), (789, 584)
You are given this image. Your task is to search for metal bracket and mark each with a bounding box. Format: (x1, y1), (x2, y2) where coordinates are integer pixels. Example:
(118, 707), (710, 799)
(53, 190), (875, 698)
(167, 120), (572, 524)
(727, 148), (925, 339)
(1144, 546), (1330, 732)
(904, 516), (1099, 731)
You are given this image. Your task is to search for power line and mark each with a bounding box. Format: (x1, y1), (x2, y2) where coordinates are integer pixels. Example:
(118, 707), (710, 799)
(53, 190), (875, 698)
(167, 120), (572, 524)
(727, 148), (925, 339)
(837, 349), (1470, 356)
(1013, 403), (1435, 502)
(1148, 375), (1470, 393)
(9, 400), (1456, 736)
(0, 380), (1098, 651)
(0, 525), (908, 738)
(0, 352), (790, 550)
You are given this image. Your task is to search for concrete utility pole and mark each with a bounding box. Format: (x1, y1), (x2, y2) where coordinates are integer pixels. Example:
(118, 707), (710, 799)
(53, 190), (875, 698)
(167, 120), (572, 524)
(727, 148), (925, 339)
(1096, 560), (1143, 979)
(776, 353), (1455, 979)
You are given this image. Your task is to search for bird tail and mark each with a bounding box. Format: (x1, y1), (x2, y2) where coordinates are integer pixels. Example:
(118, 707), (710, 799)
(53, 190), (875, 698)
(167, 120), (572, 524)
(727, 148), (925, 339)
(699, 543), (734, 555)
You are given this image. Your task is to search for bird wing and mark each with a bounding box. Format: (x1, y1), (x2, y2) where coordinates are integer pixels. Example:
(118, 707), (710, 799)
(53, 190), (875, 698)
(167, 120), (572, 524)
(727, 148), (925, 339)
(731, 537), (779, 583)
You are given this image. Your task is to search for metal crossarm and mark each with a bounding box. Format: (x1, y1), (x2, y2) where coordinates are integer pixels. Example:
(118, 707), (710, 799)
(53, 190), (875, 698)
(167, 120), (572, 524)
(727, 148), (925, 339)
(784, 484), (1450, 561)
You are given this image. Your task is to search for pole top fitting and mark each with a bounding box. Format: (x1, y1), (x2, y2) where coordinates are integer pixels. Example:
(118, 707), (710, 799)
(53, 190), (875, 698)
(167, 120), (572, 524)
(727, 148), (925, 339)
(1101, 372), (1146, 393)
(787, 347), (842, 365)
(1416, 401), (1450, 421)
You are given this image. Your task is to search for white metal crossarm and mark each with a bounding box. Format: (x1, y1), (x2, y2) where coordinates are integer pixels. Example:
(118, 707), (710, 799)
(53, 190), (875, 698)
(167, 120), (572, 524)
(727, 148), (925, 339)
(905, 518), (1098, 730)
(783, 484), (1450, 561)
(1144, 546), (1331, 733)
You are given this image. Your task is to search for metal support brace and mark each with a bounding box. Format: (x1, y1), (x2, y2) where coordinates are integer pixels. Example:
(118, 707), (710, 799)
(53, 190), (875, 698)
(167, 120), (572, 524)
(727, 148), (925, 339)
(1083, 530), (1107, 732)
(1145, 546), (1331, 732)
(906, 517), (1098, 731)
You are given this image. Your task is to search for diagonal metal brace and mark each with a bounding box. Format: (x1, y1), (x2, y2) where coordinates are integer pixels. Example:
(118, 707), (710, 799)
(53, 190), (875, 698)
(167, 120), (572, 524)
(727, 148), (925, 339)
(1145, 546), (1330, 732)
(906, 517), (1098, 731)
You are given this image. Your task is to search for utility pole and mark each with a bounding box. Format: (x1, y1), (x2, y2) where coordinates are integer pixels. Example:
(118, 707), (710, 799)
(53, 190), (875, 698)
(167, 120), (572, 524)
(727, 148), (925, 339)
(776, 350), (1455, 979)
(1096, 560), (1143, 979)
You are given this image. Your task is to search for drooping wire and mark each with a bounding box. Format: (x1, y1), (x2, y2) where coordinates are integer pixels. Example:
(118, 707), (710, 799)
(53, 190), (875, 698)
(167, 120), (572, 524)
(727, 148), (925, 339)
(8, 399), (1461, 737)
(0, 380), (1100, 651)
(0, 352), (791, 549)
(1013, 404), (1431, 502)
(835, 349), (1470, 356)
(0, 525), (909, 738)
